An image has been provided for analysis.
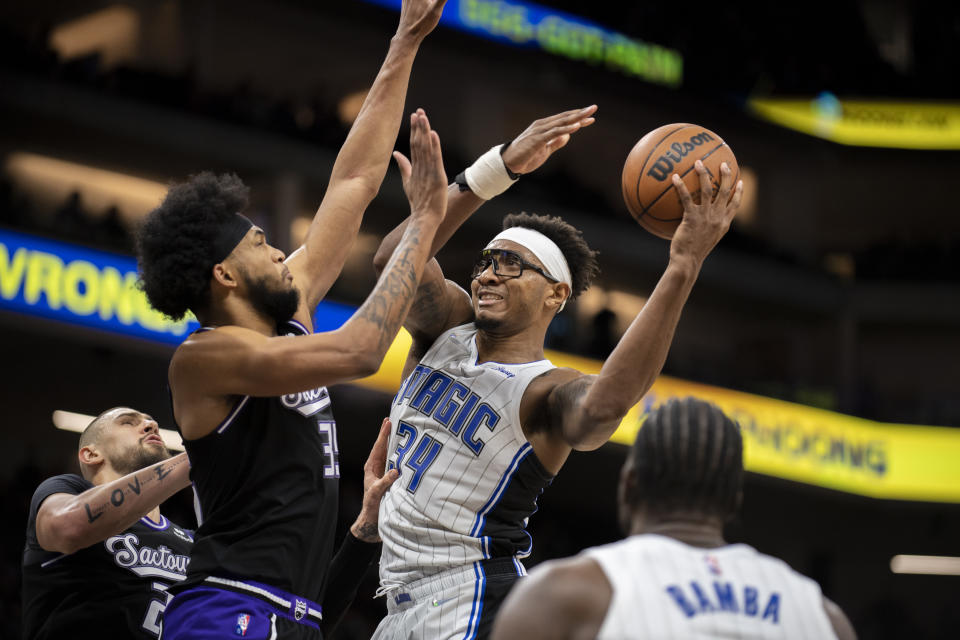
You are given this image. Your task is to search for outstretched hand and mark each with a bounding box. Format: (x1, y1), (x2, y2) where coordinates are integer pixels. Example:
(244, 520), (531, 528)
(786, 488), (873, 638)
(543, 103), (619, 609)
(669, 160), (742, 265)
(393, 108), (448, 222)
(349, 418), (400, 543)
(500, 105), (598, 175)
(397, 0), (447, 43)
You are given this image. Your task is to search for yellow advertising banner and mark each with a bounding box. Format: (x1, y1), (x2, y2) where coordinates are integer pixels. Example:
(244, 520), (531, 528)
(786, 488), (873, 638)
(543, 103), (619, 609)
(749, 96), (960, 150)
(359, 331), (960, 503)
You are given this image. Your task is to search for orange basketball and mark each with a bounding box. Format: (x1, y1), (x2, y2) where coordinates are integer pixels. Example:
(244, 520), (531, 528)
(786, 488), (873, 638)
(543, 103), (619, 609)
(621, 123), (738, 239)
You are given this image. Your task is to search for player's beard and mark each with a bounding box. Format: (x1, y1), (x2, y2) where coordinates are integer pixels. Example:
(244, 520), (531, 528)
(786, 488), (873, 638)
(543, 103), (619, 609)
(244, 272), (300, 327)
(111, 442), (171, 476)
(474, 315), (501, 332)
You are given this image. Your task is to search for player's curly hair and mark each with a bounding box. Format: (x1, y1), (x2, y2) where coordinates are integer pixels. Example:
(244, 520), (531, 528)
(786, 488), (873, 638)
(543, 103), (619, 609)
(502, 212), (599, 299)
(625, 397), (743, 521)
(136, 172), (250, 320)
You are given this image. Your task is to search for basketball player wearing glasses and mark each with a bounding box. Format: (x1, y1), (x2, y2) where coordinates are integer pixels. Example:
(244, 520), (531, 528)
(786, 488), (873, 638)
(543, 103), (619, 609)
(368, 109), (743, 639)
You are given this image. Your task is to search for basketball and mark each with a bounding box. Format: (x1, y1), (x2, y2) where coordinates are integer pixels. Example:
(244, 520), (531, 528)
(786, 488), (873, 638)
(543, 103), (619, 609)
(621, 123), (739, 239)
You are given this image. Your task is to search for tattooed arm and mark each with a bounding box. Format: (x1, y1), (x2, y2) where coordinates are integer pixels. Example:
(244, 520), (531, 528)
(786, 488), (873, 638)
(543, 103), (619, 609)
(170, 112), (447, 438)
(35, 454), (191, 555)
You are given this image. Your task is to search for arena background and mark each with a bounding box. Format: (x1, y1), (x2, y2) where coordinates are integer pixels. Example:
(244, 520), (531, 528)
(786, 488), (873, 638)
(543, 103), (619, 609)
(1, 1), (959, 638)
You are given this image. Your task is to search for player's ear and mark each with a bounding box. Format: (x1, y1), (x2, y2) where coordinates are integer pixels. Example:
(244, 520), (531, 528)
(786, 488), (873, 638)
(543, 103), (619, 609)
(547, 282), (570, 312)
(211, 262), (240, 289)
(79, 445), (102, 468)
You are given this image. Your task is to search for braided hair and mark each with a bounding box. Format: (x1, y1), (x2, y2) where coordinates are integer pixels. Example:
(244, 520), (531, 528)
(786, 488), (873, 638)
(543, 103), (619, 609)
(625, 397), (743, 520)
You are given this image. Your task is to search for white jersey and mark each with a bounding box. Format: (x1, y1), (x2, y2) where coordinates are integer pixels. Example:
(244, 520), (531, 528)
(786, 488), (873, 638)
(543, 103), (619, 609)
(378, 324), (556, 588)
(585, 534), (837, 639)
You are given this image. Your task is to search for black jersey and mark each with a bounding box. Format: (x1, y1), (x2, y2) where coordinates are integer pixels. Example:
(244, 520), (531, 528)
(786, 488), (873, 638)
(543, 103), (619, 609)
(176, 319), (341, 601)
(22, 474), (193, 640)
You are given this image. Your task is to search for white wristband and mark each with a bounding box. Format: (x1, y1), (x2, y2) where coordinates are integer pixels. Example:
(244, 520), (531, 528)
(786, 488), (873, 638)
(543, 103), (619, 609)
(464, 145), (518, 200)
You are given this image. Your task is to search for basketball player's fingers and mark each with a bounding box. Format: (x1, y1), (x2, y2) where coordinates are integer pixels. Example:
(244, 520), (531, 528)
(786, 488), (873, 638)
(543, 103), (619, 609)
(725, 180), (744, 219)
(365, 417), (393, 472)
(392, 151), (412, 183)
(418, 108), (434, 135)
(694, 160), (713, 205)
(366, 469), (401, 502)
(716, 162), (733, 203)
(672, 173), (694, 211)
(545, 105), (598, 127)
(410, 113), (427, 171)
(529, 105), (596, 133)
(529, 119), (587, 150)
(429, 129), (443, 165)
(546, 134), (571, 152)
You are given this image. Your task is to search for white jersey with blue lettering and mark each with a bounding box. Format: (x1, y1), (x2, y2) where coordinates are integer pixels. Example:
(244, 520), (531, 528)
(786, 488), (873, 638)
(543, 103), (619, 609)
(378, 323), (556, 589)
(585, 534), (837, 639)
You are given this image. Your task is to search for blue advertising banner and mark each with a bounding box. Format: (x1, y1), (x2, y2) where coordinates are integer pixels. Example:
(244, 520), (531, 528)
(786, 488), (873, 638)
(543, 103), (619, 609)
(362, 0), (683, 87)
(0, 228), (356, 345)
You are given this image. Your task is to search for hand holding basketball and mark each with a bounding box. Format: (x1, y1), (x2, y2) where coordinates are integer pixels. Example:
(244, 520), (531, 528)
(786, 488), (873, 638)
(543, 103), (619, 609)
(670, 159), (742, 265)
(622, 123), (739, 239)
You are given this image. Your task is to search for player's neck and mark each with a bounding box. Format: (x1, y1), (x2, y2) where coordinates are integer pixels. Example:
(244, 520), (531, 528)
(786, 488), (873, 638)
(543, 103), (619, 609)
(204, 299), (277, 336)
(143, 506), (163, 525)
(475, 324), (546, 364)
(631, 515), (727, 548)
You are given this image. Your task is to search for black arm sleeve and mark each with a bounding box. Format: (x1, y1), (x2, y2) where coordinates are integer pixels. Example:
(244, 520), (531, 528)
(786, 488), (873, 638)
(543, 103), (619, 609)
(321, 531), (381, 637)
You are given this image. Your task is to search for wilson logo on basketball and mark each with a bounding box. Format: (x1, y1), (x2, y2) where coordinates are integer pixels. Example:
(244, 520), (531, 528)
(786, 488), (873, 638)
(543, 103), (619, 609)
(645, 132), (715, 181)
(281, 387), (331, 417)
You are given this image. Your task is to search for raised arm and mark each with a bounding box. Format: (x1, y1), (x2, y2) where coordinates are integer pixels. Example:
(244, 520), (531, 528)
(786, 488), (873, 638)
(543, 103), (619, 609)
(284, 0), (446, 314)
(171, 111), (448, 436)
(372, 106), (598, 373)
(35, 454), (190, 555)
(546, 161), (743, 450)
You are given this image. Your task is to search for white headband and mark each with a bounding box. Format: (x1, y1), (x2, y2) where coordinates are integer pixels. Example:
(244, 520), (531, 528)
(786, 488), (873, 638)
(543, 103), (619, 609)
(486, 227), (572, 312)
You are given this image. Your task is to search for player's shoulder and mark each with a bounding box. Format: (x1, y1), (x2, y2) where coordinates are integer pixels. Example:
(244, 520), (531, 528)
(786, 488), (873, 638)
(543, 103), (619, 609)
(170, 324), (264, 371)
(420, 321), (478, 357)
(531, 555), (613, 619)
(29, 474), (91, 521)
(33, 474), (90, 501)
(528, 366), (586, 392)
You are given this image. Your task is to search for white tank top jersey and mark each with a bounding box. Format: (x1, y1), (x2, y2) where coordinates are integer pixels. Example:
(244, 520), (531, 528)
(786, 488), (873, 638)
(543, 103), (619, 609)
(585, 534), (838, 639)
(378, 324), (557, 589)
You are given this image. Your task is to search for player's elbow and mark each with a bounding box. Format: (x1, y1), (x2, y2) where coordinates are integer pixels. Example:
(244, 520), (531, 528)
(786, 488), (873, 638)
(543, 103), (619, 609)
(580, 400), (625, 433)
(334, 174), (380, 207)
(336, 333), (385, 378)
(347, 349), (383, 378)
(37, 511), (89, 555)
(566, 405), (623, 450)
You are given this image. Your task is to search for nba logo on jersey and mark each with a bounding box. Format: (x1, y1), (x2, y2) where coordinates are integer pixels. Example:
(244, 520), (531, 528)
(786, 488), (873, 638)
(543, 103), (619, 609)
(235, 613), (250, 636)
(705, 554), (722, 576)
(294, 599), (307, 621)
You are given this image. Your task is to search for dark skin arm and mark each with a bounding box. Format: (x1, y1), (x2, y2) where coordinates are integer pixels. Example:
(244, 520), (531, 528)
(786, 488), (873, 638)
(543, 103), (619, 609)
(522, 161), (743, 472)
(171, 111), (449, 440)
(284, 0), (446, 326)
(491, 556), (612, 640)
(372, 106), (598, 379)
(824, 596), (858, 640)
(35, 454), (191, 555)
